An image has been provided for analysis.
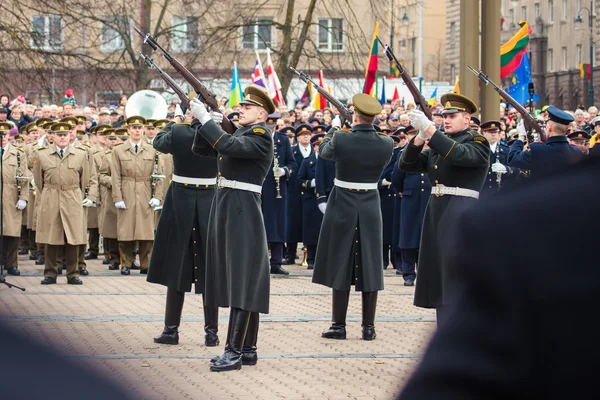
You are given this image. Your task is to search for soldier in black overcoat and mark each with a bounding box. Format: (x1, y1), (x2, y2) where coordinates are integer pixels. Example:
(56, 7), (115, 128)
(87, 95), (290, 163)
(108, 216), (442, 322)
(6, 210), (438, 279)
(296, 133), (324, 269)
(375, 125), (396, 269)
(190, 86), (276, 372)
(399, 93), (490, 322)
(261, 113), (296, 275)
(284, 125), (313, 265)
(313, 94), (393, 341)
(147, 112), (220, 347)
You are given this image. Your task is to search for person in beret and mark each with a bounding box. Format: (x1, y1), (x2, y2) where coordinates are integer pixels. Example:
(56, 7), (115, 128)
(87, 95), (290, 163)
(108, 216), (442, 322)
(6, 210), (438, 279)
(34, 122), (96, 285)
(399, 92), (491, 322)
(567, 130), (591, 155)
(189, 85), (276, 371)
(111, 115), (166, 275)
(312, 93), (393, 341)
(509, 105), (585, 177)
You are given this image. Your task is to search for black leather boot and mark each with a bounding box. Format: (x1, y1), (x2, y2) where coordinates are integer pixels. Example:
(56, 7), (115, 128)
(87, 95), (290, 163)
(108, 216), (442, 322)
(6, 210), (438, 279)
(322, 289), (350, 339)
(210, 311), (234, 365)
(154, 288), (185, 345)
(202, 294), (219, 347)
(361, 291), (378, 341)
(242, 312), (259, 366)
(210, 308), (250, 372)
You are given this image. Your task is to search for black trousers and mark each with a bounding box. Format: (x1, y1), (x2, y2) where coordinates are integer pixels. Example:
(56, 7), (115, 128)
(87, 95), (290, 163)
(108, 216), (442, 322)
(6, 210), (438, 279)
(88, 228), (99, 253)
(3, 236), (19, 267)
(269, 242), (283, 268)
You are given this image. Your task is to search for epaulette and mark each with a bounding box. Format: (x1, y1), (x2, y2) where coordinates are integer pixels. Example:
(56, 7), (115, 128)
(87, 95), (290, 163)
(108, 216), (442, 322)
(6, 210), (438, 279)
(114, 142), (123, 147)
(105, 150), (112, 155)
(253, 127), (266, 135)
(83, 142), (92, 148)
(16, 146), (25, 152)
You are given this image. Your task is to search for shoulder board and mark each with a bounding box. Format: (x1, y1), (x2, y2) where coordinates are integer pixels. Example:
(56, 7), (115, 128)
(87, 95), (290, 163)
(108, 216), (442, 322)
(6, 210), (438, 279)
(175, 122), (191, 125)
(83, 143), (92, 148)
(105, 150), (112, 155)
(38, 145), (48, 150)
(253, 127), (266, 135)
(16, 147), (25, 152)
(114, 142), (123, 147)
(473, 135), (487, 144)
(31, 142), (39, 147)
(376, 131), (387, 136)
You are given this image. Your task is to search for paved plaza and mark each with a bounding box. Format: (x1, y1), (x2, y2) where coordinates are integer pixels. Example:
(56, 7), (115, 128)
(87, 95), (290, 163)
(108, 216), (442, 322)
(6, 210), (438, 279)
(0, 252), (436, 399)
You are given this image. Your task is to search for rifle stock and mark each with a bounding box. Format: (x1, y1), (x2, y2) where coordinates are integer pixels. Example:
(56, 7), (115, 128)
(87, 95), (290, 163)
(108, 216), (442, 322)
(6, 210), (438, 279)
(135, 26), (236, 133)
(289, 67), (352, 125)
(467, 65), (547, 143)
(377, 37), (433, 120)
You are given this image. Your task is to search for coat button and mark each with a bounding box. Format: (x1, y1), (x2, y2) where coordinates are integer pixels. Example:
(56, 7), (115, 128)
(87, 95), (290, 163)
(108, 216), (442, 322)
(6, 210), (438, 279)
(194, 266), (198, 270)
(194, 240), (197, 244)
(355, 240), (359, 243)
(488, 172), (491, 175)
(421, 180), (424, 184)
(421, 173), (424, 176)
(435, 180), (439, 184)
(434, 165), (438, 169)
(421, 188), (425, 192)
(195, 279), (198, 282)
(196, 184), (199, 187)
(193, 228), (196, 230)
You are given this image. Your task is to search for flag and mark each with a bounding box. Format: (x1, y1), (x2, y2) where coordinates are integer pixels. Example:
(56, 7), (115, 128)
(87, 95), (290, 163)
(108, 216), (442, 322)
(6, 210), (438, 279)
(229, 61), (243, 107)
(266, 48), (286, 107)
(506, 52), (540, 105)
(300, 81), (312, 105)
(313, 70), (327, 110)
(391, 87), (400, 107)
(380, 76), (386, 105)
(327, 85), (333, 108)
(453, 75), (460, 94)
(363, 21), (380, 95)
(373, 71), (379, 99)
(500, 20), (532, 79)
(427, 87), (438, 106)
(389, 60), (400, 78)
(250, 51), (269, 91)
(580, 63), (592, 80)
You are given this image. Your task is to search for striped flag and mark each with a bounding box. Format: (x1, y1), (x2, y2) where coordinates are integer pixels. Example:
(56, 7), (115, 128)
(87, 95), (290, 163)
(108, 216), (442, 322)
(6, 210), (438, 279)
(250, 51), (269, 91)
(313, 71), (327, 110)
(229, 61), (243, 107)
(500, 20), (532, 79)
(266, 48), (286, 107)
(363, 21), (380, 95)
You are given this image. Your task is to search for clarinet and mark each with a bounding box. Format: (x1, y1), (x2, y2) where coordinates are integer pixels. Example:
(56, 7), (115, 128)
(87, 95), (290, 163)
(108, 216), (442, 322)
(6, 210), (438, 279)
(273, 153), (282, 199)
(16, 150), (22, 196)
(151, 152), (159, 198)
(494, 144), (502, 189)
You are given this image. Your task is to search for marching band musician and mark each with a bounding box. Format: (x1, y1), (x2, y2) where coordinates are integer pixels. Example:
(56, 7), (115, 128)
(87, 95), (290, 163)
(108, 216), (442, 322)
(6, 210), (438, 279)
(148, 105), (220, 348)
(111, 115), (165, 275)
(0, 122), (31, 276)
(190, 86), (275, 372)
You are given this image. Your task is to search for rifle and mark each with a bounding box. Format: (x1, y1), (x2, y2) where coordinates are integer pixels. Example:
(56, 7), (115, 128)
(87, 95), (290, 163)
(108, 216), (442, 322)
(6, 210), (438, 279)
(468, 65), (547, 143)
(138, 52), (190, 109)
(289, 67), (352, 125)
(377, 37), (433, 121)
(134, 27), (236, 133)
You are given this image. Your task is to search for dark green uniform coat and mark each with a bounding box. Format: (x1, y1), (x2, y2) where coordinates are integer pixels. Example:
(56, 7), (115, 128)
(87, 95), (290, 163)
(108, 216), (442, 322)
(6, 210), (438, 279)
(192, 119), (273, 314)
(312, 124), (393, 292)
(147, 121), (218, 294)
(399, 128), (490, 308)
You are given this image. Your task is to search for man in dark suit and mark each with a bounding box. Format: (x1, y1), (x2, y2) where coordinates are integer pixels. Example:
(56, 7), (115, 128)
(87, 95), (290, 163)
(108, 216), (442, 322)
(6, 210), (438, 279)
(397, 157), (600, 400)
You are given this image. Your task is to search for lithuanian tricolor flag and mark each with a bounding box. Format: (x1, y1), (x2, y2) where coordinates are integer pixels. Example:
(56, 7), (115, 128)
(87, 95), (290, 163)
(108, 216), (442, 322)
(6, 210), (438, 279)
(500, 20), (531, 79)
(580, 63), (591, 80)
(363, 21), (380, 96)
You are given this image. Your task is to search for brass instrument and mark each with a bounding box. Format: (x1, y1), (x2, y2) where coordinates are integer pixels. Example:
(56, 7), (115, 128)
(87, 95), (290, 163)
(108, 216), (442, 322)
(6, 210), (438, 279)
(151, 152), (166, 210)
(273, 154), (282, 199)
(125, 90), (168, 120)
(301, 247), (308, 267)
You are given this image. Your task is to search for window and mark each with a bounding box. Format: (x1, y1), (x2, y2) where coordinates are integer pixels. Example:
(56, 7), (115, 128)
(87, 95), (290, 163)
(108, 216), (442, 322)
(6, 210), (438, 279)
(577, 44), (583, 64)
(509, 8), (515, 26)
(317, 18), (344, 52)
(548, 48), (554, 71)
(522, 6), (527, 20)
(171, 16), (198, 52)
(400, 39), (406, 48)
(101, 16), (130, 52)
(563, 0), (568, 19)
(241, 18), (273, 50)
(450, 64), (456, 83)
(562, 47), (568, 70)
(31, 15), (63, 50)
(549, 0), (554, 22)
(450, 22), (456, 48)
(535, 3), (541, 19)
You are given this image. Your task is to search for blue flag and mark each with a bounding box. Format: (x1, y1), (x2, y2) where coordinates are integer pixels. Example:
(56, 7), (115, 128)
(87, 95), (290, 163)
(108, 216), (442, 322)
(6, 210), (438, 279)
(506, 52), (540, 105)
(379, 76), (386, 105)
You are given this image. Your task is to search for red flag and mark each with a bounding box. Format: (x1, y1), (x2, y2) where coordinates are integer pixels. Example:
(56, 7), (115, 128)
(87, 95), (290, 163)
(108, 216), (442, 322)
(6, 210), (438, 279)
(391, 87), (399, 107)
(313, 71), (327, 110)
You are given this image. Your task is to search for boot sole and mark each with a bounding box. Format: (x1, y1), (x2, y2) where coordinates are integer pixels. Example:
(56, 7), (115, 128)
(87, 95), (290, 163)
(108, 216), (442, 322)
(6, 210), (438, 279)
(210, 363), (242, 372)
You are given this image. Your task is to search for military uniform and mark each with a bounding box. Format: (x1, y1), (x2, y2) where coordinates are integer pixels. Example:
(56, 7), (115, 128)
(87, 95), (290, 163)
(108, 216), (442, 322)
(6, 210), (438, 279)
(313, 94), (393, 341)
(399, 93), (490, 311)
(385, 130), (406, 272)
(508, 106), (584, 177)
(147, 120), (220, 347)
(376, 126), (396, 269)
(191, 86), (275, 372)
(111, 116), (165, 274)
(34, 122), (97, 285)
(0, 123), (31, 275)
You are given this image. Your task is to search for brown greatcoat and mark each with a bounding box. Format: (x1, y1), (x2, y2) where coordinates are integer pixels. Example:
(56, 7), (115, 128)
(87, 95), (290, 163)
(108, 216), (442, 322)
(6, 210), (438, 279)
(33, 144), (98, 245)
(24, 141), (39, 230)
(86, 147), (105, 230)
(2, 144), (31, 237)
(98, 149), (117, 238)
(111, 139), (164, 241)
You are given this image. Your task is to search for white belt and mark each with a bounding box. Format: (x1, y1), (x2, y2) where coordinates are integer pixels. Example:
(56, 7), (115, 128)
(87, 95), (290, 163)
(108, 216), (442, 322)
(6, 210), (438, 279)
(172, 174), (217, 186)
(431, 184), (479, 199)
(334, 178), (378, 190)
(217, 176), (262, 194)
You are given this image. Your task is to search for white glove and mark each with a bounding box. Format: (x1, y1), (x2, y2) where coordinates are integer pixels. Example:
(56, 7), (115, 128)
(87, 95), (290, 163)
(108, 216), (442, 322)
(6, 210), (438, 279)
(331, 115), (342, 129)
(15, 200), (27, 210)
(149, 198), (161, 208)
(318, 202), (327, 214)
(115, 201), (126, 209)
(310, 178), (316, 188)
(491, 162), (508, 174)
(189, 98), (211, 125)
(174, 104), (184, 119)
(517, 120), (527, 140)
(210, 111), (224, 124)
(409, 110), (434, 135)
(273, 167), (285, 178)
(82, 198), (95, 207)
(381, 178), (392, 187)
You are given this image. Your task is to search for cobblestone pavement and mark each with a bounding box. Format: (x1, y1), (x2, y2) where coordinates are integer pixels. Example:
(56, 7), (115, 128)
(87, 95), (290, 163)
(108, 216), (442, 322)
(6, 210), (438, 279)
(1, 252), (436, 399)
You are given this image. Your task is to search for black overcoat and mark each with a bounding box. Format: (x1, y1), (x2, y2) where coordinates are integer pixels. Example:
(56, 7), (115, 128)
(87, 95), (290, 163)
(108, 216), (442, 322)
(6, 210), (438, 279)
(296, 153), (322, 246)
